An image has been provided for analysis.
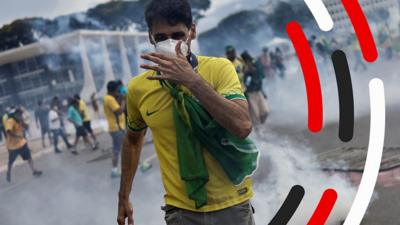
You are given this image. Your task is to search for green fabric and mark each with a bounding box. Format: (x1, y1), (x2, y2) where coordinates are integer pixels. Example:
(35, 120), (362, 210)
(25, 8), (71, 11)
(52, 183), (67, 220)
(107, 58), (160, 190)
(161, 80), (259, 209)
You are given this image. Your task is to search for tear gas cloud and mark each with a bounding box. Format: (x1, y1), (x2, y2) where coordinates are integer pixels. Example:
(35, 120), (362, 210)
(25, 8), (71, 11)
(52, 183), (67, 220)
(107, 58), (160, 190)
(2, 0), (400, 224)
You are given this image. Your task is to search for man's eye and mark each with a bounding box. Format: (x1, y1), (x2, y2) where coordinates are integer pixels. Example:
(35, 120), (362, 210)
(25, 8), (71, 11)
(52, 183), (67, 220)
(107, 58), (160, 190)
(154, 36), (168, 43)
(171, 33), (185, 40)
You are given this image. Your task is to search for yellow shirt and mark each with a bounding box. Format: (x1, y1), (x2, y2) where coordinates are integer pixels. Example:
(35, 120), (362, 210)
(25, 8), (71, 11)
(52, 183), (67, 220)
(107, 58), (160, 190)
(5, 118), (27, 150)
(127, 56), (253, 212)
(79, 100), (91, 122)
(103, 95), (126, 132)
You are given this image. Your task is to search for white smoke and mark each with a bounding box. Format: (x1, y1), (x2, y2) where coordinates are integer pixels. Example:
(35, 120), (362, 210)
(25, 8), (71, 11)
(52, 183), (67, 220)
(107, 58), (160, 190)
(251, 130), (356, 225)
(197, 0), (270, 33)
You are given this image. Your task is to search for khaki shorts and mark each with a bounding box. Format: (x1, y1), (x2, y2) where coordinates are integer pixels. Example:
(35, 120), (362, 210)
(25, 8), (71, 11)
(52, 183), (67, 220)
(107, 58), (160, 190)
(162, 200), (255, 225)
(247, 91), (269, 125)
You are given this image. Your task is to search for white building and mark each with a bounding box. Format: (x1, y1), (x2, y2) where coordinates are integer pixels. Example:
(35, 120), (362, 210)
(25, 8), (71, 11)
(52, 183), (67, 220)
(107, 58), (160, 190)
(259, 0), (400, 34)
(323, 0), (400, 33)
(0, 30), (149, 109)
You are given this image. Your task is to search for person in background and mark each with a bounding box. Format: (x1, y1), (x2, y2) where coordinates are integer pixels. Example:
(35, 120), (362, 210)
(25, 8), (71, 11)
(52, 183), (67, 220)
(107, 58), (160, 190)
(225, 45), (246, 92)
(51, 96), (66, 129)
(49, 103), (72, 154)
(242, 51), (269, 126)
(257, 47), (274, 81)
(1, 107), (15, 138)
(103, 81), (126, 178)
(273, 47), (286, 79)
(116, 80), (128, 117)
(0, 106), (5, 142)
(353, 40), (367, 72)
(5, 107), (42, 182)
(117, 80), (128, 96)
(74, 94), (99, 149)
(90, 93), (99, 116)
(35, 100), (51, 148)
(67, 98), (97, 155)
(309, 35), (317, 50)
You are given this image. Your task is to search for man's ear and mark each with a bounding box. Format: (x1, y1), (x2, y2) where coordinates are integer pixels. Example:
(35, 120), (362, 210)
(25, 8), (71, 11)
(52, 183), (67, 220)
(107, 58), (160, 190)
(190, 23), (197, 40)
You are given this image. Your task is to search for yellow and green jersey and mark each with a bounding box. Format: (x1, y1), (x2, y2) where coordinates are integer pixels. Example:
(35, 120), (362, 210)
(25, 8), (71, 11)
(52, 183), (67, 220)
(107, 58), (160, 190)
(127, 56), (253, 212)
(103, 95), (126, 132)
(79, 100), (91, 122)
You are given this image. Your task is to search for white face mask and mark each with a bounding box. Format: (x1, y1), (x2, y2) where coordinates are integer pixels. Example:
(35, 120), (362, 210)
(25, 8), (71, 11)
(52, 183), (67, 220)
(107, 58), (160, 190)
(152, 31), (191, 56)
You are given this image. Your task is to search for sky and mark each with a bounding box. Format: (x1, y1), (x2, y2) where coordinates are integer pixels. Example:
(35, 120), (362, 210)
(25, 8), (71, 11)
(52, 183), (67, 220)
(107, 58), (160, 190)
(0, 0), (109, 27)
(0, 0), (269, 32)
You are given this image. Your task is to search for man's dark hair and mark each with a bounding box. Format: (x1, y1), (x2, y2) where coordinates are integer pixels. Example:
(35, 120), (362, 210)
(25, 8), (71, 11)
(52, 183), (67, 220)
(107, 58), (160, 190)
(107, 81), (119, 93)
(225, 45), (235, 53)
(68, 98), (76, 106)
(74, 94), (81, 100)
(241, 51), (253, 62)
(145, 0), (193, 30)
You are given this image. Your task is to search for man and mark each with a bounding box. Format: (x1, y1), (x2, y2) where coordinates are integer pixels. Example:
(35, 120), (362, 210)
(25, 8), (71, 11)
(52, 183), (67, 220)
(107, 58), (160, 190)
(0, 106), (5, 142)
(257, 47), (274, 81)
(5, 108), (42, 182)
(35, 100), (51, 147)
(74, 94), (99, 148)
(103, 81), (126, 178)
(242, 51), (269, 126)
(117, 1), (257, 225)
(67, 98), (96, 154)
(273, 47), (286, 79)
(226, 45), (245, 92)
(49, 103), (72, 153)
(90, 93), (99, 116)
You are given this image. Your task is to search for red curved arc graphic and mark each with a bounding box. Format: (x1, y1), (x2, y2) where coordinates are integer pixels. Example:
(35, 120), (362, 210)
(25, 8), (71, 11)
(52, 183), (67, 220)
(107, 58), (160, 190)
(286, 21), (324, 133)
(341, 0), (378, 62)
(307, 189), (338, 225)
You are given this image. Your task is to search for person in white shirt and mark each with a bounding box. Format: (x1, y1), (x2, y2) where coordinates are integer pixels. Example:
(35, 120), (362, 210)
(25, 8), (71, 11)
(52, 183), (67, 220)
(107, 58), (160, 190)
(49, 103), (72, 153)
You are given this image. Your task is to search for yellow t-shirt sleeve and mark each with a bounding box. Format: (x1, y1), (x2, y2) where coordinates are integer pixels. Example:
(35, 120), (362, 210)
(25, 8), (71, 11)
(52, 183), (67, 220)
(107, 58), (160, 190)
(214, 58), (247, 101)
(106, 97), (120, 113)
(126, 83), (147, 132)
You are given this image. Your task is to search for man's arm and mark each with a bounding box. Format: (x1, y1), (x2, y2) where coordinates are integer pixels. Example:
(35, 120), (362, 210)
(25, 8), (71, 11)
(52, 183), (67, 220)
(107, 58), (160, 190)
(114, 100), (126, 116)
(109, 98), (126, 117)
(117, 129), (146, 225)
(186, 78), (252, 139)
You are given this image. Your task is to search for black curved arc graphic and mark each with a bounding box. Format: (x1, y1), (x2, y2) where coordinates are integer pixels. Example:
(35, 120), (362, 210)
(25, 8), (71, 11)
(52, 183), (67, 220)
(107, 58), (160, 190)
(332, 50), (355, 143)
(268, 185), (305, 225)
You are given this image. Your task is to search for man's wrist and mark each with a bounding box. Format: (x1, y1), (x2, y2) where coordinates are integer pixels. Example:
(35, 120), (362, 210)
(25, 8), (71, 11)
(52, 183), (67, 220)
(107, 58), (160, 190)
(185, 73), (203, 90)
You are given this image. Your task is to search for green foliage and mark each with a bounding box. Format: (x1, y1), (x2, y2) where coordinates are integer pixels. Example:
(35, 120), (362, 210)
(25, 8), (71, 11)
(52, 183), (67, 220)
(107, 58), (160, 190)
(0, 20), (35, 51)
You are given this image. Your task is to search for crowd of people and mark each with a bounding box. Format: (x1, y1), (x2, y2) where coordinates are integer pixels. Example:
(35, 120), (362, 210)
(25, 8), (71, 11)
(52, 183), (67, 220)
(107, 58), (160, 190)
(0, 80), (128, 182)
(225, 45), (289, 127)
(0, 40), (288, 183)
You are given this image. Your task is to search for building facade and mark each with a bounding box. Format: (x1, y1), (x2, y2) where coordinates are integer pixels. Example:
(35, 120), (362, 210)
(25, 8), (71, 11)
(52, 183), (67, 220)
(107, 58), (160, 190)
(0, 30), (149, 110)
(324, 0), (400, 33)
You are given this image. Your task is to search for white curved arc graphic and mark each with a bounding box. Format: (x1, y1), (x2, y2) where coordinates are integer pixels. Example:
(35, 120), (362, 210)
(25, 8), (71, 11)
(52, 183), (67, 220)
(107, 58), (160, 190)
(304, 0), (334, 31)
(343, 79), (386, 225)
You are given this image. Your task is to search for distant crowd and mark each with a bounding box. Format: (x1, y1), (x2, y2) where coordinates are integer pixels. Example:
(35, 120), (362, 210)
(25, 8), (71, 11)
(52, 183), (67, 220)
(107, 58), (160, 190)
(0, 80), (128, 182)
